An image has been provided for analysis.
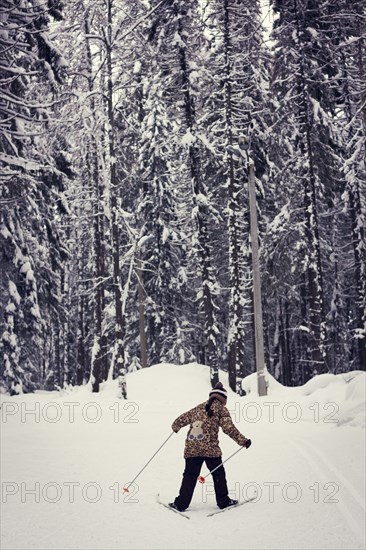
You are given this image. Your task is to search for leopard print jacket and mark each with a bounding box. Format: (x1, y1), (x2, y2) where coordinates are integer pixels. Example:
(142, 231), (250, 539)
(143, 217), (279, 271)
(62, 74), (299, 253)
(172, 399), (249, 458)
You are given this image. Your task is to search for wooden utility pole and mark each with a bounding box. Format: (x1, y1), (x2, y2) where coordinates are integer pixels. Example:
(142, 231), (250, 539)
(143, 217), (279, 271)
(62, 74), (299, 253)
(227, 137), (267, 396)
(247, 160), (267, 397)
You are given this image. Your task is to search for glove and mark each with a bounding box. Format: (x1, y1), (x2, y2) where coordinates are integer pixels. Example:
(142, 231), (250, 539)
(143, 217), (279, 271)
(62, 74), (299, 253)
(244, 438), (252, 449)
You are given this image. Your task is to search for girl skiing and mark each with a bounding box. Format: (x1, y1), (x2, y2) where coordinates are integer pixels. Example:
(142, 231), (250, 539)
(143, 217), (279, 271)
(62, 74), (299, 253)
(170, 382), (252, 512)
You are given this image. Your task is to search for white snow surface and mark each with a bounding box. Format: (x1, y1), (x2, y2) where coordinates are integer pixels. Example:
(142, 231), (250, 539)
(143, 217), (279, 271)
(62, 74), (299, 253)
(1, 363), (365, 550)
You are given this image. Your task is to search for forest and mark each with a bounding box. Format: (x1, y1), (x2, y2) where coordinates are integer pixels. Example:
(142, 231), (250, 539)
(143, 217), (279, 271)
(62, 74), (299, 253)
(0, 0), (365, 397)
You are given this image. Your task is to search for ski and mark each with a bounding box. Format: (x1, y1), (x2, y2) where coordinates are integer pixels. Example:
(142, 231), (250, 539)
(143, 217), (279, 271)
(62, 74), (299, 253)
(207, 496), (257, 517)
(156, 494), (190, 519)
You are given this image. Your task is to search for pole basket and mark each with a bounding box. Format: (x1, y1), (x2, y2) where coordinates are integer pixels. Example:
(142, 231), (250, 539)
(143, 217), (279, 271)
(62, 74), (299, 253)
(198, 476), (205, 484)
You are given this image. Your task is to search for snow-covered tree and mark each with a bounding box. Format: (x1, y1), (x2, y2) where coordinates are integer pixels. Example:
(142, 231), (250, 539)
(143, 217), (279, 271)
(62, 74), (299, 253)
(0, 0), (71, 394)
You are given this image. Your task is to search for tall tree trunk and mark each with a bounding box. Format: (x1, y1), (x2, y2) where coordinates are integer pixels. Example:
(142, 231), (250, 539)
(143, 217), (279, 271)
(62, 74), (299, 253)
(339, 28), (366, 370)
(349, 183), (366, 369)
(136, 256), (148, 368)
(177, 27), (219, 387)
(294, 0), (327, 374)
(299, 273), (311, 382)
(77, 291), (86, 385)
(106, 0), (127, 398)
(83, 12), (109, 392)
(223, 0), (246, 393)
(284, 300), (292, 385)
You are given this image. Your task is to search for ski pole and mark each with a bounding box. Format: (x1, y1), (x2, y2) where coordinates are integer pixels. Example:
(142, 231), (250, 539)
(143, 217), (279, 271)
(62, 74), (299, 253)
(198, 446), (245, 484)
(123, 431), (175, 492)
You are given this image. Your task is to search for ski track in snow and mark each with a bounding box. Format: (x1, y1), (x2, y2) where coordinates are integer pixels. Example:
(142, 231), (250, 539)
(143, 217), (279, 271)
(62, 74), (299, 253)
(291, 438), (366, 547)
(293, 438), (366, 514)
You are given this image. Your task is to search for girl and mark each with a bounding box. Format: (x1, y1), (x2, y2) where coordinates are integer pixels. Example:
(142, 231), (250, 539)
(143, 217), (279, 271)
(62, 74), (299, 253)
(170, 382), (252, 512)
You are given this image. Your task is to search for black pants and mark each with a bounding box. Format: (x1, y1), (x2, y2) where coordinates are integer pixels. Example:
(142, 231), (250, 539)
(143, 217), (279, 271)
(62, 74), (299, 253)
(174, 456), (231, 510)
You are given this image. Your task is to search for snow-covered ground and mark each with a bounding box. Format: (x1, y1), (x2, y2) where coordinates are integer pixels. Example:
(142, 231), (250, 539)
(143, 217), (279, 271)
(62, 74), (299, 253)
(1, 364), (365, 550)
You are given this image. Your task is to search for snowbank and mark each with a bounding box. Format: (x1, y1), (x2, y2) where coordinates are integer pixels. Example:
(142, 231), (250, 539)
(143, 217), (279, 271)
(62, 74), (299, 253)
(242, 367), (366, 429)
